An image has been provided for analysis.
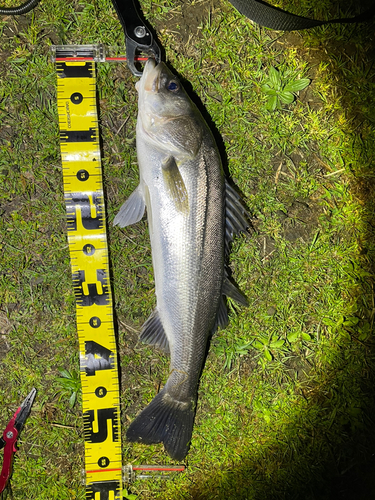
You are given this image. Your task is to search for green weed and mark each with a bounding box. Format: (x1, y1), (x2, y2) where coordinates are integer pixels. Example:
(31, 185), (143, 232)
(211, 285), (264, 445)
(122, 488), (137, 500)
(55, 369), (81, 408)
(261, 65), (310, 111)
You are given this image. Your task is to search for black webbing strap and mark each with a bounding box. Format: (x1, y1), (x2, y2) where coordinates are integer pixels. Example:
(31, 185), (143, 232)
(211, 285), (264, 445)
(228, 0), (375, 30)
(0, 0), (39, 15)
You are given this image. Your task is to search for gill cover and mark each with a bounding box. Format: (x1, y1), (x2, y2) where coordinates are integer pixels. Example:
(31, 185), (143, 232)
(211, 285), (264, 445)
(138, 59), (203, 159)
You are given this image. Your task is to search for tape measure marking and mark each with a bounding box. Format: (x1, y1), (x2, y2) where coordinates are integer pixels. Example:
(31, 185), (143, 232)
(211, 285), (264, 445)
(56, 61), (123, 499)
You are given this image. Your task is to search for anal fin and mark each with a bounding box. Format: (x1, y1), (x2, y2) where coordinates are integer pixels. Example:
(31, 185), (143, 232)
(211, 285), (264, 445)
(140, 309), (170, 354)
(223, 276), (248, 306)
(212, 295), (229, 335)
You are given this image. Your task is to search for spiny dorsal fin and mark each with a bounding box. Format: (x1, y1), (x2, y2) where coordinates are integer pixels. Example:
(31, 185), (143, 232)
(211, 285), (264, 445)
(162, 156), (189, 214)
(139, 309), (170, 354)
(225, 180), (249, 251)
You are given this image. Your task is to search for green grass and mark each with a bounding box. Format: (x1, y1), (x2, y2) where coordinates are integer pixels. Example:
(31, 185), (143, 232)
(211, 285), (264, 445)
(1, 0), (375, 499)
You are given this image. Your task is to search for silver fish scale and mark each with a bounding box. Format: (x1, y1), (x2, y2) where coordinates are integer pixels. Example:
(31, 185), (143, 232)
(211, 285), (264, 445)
(141, 136), (224, 402)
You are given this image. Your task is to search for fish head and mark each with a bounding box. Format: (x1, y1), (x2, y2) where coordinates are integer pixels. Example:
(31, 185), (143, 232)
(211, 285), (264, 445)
(136, 59), (203, 159)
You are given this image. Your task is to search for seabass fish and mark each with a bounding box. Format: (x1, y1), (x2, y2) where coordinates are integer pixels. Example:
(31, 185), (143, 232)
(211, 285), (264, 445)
(114, 59), (248, 460)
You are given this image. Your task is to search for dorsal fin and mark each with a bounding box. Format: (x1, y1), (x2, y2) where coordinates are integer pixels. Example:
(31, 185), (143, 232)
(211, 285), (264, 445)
(225, 180), (249, 251)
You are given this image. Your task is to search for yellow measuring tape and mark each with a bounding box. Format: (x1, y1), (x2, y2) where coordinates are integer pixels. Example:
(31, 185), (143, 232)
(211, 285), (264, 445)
(55, 59), (123, 498)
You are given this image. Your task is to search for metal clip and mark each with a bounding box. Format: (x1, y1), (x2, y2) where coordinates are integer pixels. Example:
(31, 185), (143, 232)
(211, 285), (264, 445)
(111, 0), (161, 76)
(50, 44), (106, 63)
(123, 465), (136, 483)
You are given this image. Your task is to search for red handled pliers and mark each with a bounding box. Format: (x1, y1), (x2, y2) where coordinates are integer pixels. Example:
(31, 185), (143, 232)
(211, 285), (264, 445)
(0, 388), (37, 494)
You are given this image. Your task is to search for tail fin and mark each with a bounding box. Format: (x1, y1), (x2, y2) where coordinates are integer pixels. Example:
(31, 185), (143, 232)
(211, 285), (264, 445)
(126, 388), (195, 461)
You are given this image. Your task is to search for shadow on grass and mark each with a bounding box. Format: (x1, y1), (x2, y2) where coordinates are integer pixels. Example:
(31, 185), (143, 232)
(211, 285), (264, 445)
(188, 1), (375, 499)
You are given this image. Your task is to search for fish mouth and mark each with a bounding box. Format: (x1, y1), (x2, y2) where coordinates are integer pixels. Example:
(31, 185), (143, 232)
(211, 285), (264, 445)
(142, 58), (163, 93)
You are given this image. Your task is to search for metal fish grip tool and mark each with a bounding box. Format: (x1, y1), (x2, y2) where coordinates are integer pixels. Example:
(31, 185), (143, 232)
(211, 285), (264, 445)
(53, 46), (122, 498)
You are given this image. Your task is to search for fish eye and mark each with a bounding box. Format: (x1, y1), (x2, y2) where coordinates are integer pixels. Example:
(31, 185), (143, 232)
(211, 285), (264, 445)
(167, 81), (179, 92)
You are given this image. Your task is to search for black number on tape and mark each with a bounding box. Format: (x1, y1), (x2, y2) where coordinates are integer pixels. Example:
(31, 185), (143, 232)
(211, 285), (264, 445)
(95, 386), (107, 398)
(83, 243), (95, 256)
(70, 92), (83, 104)
(72, 269), (109, 306)
(89, 316), (101, 328)
(98, 456), (110, 468)
(77, 169), (89, 181)
(84, 408), (119, 443)
(83, 340), (113, 376)
(65, 192), (104, 231)
(57, 62), (94, 79)
(60, 128), (97, 142)
(86, 480), (121, 500)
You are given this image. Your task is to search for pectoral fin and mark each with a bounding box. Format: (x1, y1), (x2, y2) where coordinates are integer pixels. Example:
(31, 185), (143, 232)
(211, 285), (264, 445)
(162, 156), (189, 214)
(113, 185), (145, 227)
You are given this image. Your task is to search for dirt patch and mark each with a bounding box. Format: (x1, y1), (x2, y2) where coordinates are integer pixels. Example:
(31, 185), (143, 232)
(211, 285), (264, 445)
(281, 198), (323, 243)
(0, 308), (16, 362)
(152, 0), (224, 45)
(0, 306), (29, 401)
